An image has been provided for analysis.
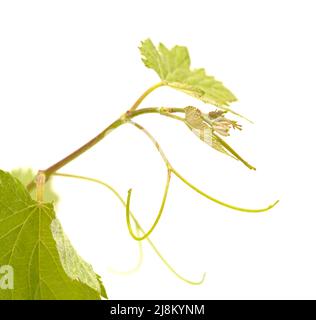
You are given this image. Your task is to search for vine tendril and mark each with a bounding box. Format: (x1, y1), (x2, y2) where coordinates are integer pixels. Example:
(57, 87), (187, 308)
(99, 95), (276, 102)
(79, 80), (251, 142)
(107, 221), (144, 275)
(129, 120), (279, 213)
(171, 168), (280, 213)
(52, 172), (205, 285)
(126, 169), (172, 241)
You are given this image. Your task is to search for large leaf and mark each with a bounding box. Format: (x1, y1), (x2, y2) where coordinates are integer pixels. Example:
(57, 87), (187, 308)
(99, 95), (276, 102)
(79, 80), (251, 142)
(139, 39), (237, 108)
(0, 170), (107, 300)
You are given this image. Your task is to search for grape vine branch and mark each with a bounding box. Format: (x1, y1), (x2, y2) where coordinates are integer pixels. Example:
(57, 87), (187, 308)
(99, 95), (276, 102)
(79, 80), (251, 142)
(0, 39), (279, 300)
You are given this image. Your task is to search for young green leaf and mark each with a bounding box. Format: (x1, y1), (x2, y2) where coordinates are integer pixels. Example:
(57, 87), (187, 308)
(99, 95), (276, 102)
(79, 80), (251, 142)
(184, 106), (234, 158)
(0, 170), (107, 300)
(184, 106), (255, 170)
(139, 39), (237, 108)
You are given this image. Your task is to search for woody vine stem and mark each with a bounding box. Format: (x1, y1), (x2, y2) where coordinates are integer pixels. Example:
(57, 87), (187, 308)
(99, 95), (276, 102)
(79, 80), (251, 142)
(27, 82), (278, 213)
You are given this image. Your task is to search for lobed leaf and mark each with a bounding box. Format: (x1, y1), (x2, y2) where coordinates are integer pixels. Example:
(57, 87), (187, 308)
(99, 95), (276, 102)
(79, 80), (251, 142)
(140, 39), (237, 108)
(0, 170), (107, 300)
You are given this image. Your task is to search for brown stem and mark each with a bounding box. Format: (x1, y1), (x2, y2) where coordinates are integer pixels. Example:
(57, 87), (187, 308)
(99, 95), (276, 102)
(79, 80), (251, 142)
(27, 107), (185, 192)
(27, 82), (166, 192)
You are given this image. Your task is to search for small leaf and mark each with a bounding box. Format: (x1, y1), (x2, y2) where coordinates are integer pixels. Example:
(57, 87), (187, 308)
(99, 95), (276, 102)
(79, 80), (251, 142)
(184, 106), (234, 158)
(140, 39), (237, 108)
(0, 170), (107, 300)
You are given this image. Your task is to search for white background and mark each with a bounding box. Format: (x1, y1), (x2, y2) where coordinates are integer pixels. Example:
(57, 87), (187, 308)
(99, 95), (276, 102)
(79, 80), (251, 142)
(1, 0), (316, 300)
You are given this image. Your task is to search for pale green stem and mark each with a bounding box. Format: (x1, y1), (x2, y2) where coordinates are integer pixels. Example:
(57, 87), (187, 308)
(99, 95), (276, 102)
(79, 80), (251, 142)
(108, 223), (144, 275)
(35, 171), (46, 203)
(213, 133), (256, 171)
(126, 169), (171, 241)
(160, 112), (185, 122)
(129, 120), (171, 169)
(172, 168), (279, 213)
(52, 172), (205, 285)
(130, 121), (279, 213)
(128, 82), (165, 112)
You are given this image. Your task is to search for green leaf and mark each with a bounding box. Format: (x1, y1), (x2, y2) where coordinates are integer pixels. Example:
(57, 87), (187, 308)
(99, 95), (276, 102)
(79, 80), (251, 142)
(139, 39), (237, 108)
(0, 170), (107, 300)
(184, 107), (255, 170)
(11, 168), (59, 204)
